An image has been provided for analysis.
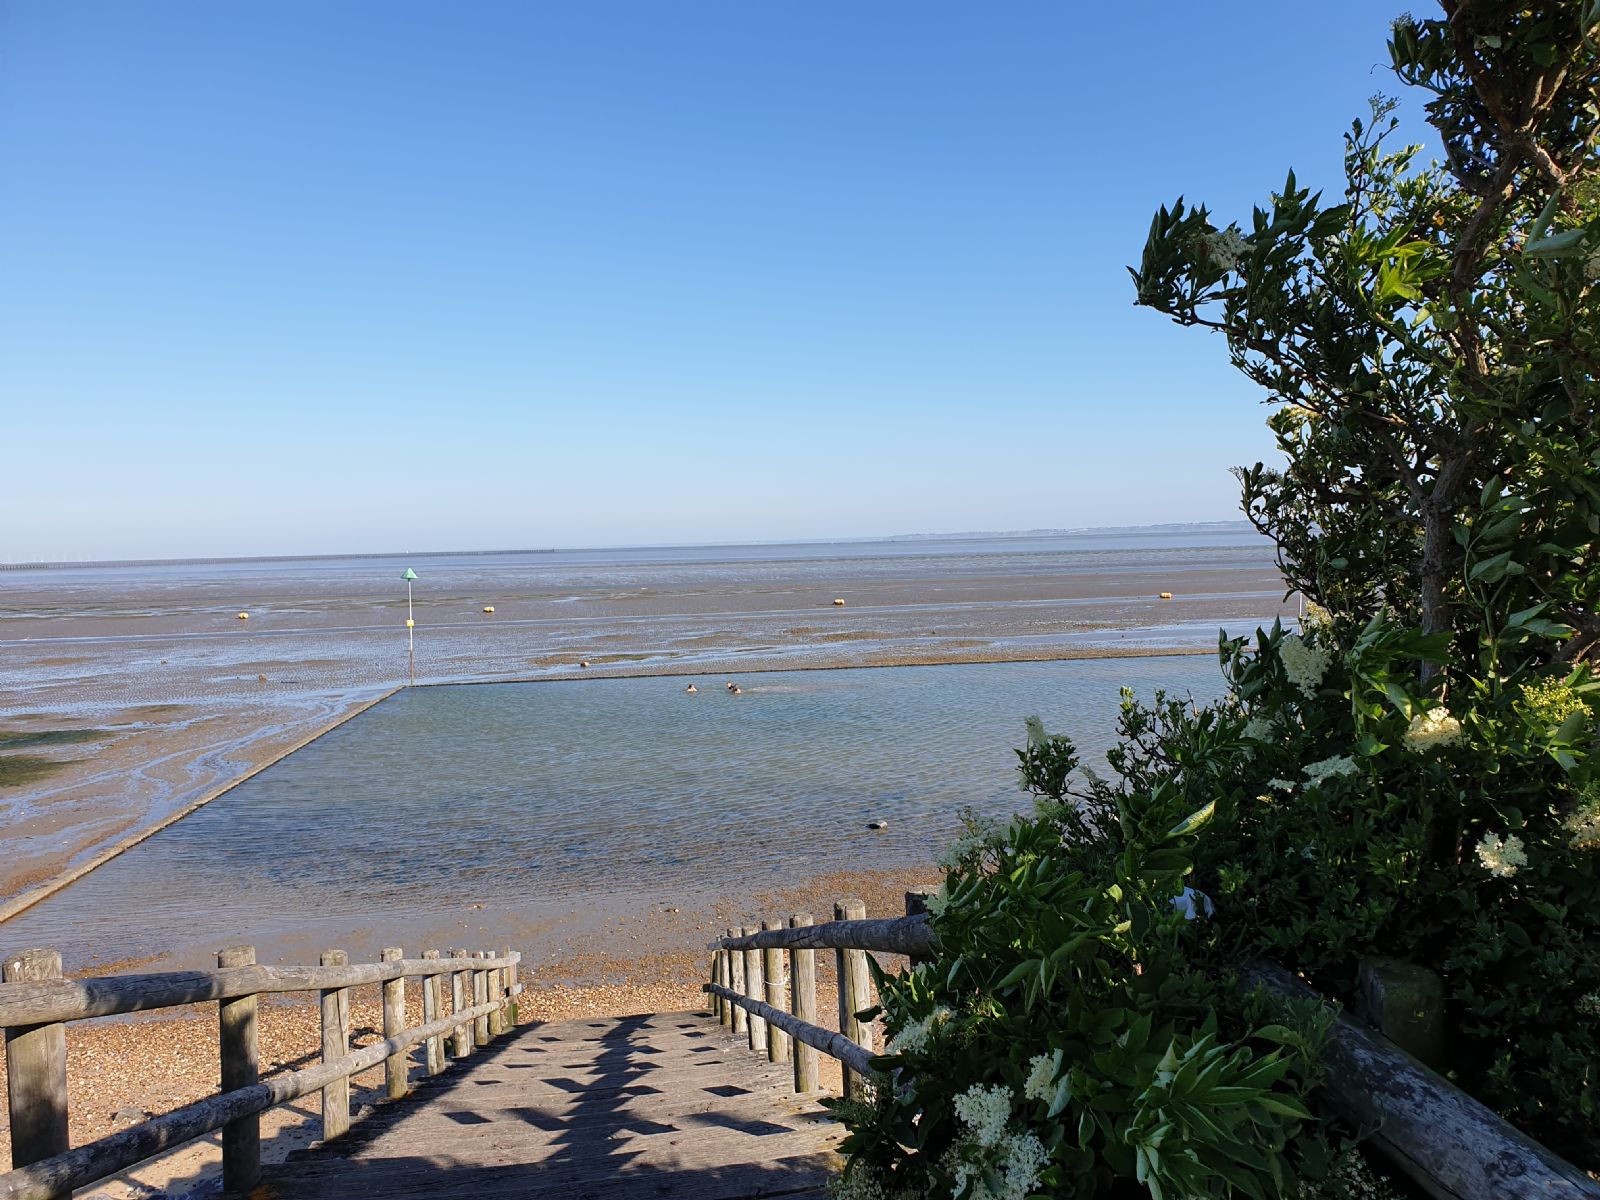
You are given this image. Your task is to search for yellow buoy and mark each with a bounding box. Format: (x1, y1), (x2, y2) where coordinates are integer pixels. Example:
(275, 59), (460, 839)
(1159, 592), (1174, 600)
(482, 606), (495, 614)
(236, 612), (249, 620)
(833, 598), (846, 606)
(406, 619), (415, 628)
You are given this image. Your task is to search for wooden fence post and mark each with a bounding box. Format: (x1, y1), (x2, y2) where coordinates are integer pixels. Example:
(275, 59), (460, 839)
(835, 898), (875, 1100)
(762, 917), (791, 1064)
(502, 945), (518, 1029)
(450, 949), (472, 1059)
(217, 944), (261, 1192)
(714, 950), (729, 1025)
(380, 948), (407, 1100)
(726, 930), (748, 1036)
(4, 948), (70, 1172)
(789, 913), (819, 1093)
(905, 890), (935, 967)
(488, 948), (506, 1038)
(422, 950), (445, 1075)
(742, 926), (766, 1053)
(319, 949), (350, 1141)
(472, 952), (491, 1047)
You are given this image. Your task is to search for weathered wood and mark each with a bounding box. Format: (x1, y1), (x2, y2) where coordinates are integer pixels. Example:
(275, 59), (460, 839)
(216, 945), (260, 1194)
(1356, 956), (1447, 1069)
(380, 948), (407, 1101)
(741, 927), (766, 1052)
(502, 944), (518, 1029)
(706, 983), (876, 1078)
(1243, 963), (1600, 1200)
(472, 952), (490, 1047)
(0, 955), (519, 1029)
(0, 992), (508, 1200)
(319, 949), (350, 1142)
(789, 912), (819, 1094)
(761, 918), (790, 1064)
(3, 949), (69, 1176)
(421, 951), (445, 1076)
(904, 890), (936, 966)
(726, 929), (748, 1035)
(717, 950), (732, 1025)
(834, 899), (875, 1101)
(488, 947), (506, 1038)
(449, 949), (471, 1060)
(716, 913), (934, 957)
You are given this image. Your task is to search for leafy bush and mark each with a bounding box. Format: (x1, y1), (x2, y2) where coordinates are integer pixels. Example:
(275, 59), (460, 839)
(833, 3), (1598, 1193)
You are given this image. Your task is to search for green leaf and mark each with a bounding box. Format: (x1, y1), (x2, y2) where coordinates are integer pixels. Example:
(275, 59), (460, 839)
(1166, 800), (1216, 840)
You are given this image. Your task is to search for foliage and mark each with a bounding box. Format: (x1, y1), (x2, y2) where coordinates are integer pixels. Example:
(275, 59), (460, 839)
(833, 3), (1600, 1194)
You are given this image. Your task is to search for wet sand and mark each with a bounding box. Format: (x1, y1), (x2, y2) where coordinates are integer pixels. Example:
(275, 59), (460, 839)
(1, 541), (1290, 918)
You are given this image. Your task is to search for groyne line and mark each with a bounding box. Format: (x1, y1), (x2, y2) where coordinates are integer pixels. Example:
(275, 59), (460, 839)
(0, 687), (401, 925)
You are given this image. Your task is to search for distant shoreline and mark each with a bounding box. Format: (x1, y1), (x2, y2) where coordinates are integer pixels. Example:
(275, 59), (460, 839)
(0, 521), (1256, 572)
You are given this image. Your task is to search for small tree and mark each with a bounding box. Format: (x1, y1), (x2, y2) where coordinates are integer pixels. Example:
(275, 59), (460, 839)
(1127, 0), (1600, 1159)
(829, 5), (1600, 1196)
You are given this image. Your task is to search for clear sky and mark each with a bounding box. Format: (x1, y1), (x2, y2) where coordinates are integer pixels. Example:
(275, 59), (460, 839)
(1, 2), (1412, 562)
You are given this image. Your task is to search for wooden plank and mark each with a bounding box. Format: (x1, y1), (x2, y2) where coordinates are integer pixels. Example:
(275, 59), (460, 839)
(726, 931), (747, 1037)
(762, 918), (790, 1065)
(380, 948), (408, 1101)
(789, 913), (820, 1093)
(320, 950), (351, 1142)
(741, 929), (766, 1053)
(421, 951), (445, 1076)
(833, 899), (874, 1101)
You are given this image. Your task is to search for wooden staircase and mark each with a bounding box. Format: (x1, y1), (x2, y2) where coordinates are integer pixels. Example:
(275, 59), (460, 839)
(261, 1010), (839, 1200)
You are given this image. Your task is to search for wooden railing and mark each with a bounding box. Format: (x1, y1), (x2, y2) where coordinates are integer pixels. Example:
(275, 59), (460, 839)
(704, 894), (932, 1100)
(705, 901), (1600, 1200)
(0, 943), (522, 1200)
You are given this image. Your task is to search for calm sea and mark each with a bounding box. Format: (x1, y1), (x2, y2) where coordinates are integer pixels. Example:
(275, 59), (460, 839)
(2, 656), (1227, 964)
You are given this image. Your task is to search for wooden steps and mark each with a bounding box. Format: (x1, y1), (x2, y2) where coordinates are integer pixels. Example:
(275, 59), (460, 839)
(261, 1010), (842, 1199)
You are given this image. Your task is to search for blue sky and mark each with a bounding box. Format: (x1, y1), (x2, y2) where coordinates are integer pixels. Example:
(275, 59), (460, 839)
(1, 2), (1412, 561)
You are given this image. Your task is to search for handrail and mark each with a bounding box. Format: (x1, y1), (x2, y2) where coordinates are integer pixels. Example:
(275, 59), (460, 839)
(1244, 964), (1600, 1200)
(0, 986), (521, 1200)
(0, 954), (521, 1027)
(714, 914), (933, 957)
(704, 983), (875, 1077)
(0, 943), (524, 1199)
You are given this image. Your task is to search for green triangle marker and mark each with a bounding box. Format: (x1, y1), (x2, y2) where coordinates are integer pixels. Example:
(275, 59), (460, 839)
(402, 568), (418, 581)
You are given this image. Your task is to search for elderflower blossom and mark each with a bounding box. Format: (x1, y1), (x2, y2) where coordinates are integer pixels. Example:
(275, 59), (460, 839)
(887, 1006), (951, 1056)
(1023, 1054), (1057, 1102)
(1402, 707), (1463, 753)
(1201, 226), (1251, 272)
(1476, 831), (1527, 879)
(1242, 715), (1275, 742)
(1278, 634), (1334, 698)
(1268, 777), (1297, 792)
(945, 1131), (1048, 1200)
(937, 817), (1005, 869)
(1565, 804), (1600, 851)
(1517, 676), (1588, 729)
(952, 1083), (1013, 1148)
(1023, 715), (1047, 746)
(1577, 992), (1600, 1018)
(1303, 754), (1360, 786)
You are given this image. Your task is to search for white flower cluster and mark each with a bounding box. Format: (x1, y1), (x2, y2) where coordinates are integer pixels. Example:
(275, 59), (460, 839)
(887, 1006), (951, 1056)
(1201, 226), (1251, 272)
(1242, 715), (1275, 742)
(936, 817), (1009, 869)
(1278, 634), (1333, 698)
(1022, 1054), (1057, 1102)
(1268, 777), (1297, 793)
(952, 1084), (1012, 1148)
(1476, 831), (1527, 878)
(1403, 707), (1463, 753)
(1303, 754), (1359, 786)
(1023, 715), (1047, 746)
(945, 1085), (1049, 1200)
(1566, 805), (1600, 851)
(1296, 1148), (1397, 1200)
(1577, 992), (1600, 1018)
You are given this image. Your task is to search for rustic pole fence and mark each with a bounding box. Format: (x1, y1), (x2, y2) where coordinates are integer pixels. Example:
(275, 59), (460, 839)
(0, 946), (521, 1200)
(788, 912), (819, 1093)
